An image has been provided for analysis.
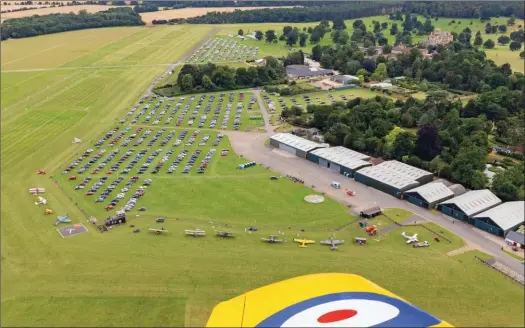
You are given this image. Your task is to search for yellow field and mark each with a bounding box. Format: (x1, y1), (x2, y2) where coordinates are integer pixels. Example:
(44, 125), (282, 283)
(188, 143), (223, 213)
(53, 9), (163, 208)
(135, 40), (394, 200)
(0, 5), (130, 22)
(139, 6), (298, 25)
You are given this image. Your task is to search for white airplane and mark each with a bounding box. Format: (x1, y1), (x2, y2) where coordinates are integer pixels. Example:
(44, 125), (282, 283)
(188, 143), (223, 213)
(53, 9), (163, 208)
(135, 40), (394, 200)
(35, 196), (48, 205)
(402, 232), (418, 244)
(72, 138), (82, 144)
(185, 229), (206, 236)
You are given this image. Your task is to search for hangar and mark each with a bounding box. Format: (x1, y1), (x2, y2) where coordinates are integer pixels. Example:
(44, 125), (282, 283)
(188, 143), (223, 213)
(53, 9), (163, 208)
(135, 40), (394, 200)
(285, 65), (334, 79)
(307, 146), (372, 177)
(269, 133), (328, 158)
(353, 166), (420, 198)
(375, 160), (434, 185)
(437, 189), (502, 222)
(403, 182), (455, 209)
(472, 201), (525, 237)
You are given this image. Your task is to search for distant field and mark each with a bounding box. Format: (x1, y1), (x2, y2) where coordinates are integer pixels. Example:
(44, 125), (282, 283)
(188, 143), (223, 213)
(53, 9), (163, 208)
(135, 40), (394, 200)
(140, 6), (297, 25)
(0, 5), (130, 22)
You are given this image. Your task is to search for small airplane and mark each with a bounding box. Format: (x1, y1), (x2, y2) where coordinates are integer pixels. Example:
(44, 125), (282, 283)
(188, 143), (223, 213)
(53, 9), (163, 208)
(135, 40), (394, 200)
(293, 238), (315, 248)
(53, 215), (71, 226)
(320, 236), (344, 250)
(149, 228), (168, 235)
(72, 138), (82, 144)
(185, 229), (206, 236)
(261, 235), (282, 243)
(35, 196), (48, 205)
(215, 230), (235, 238)
(402, 232), (419, 244)
(44, 209), (53, 215)
(36, 169), (46, 175)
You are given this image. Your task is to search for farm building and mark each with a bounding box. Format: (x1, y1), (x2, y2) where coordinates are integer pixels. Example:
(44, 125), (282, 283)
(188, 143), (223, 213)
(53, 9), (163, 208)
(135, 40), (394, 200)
(353, 166), (420, 198)
(307, 146), (372, 177)
(403, 182), (455, 209)
(437, 190), (502, 222)
(330, 75), (359, 85)
(286, 65), (334, 79)
(369, 82), (393, 89)
(449, 184), (467, 196)
(375, 160), (434, 185)
(269, 133), (328, 158)
(472, 201), (525, 237)
(505, 231), (525, 249)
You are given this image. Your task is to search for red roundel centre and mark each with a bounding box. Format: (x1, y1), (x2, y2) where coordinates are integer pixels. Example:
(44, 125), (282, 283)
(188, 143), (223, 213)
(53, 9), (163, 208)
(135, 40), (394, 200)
(317, 309), (358, 323)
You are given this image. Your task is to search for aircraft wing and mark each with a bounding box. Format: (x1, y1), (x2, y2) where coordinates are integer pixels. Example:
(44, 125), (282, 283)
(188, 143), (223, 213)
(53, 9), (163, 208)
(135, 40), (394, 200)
(305, 240), (315, 244)
(414, 233), (418, 238)
(206, 273), (453, 327)
(320, 240), (331, 245)
(333, 240), (344, 244)
(293, 239), (303, 243)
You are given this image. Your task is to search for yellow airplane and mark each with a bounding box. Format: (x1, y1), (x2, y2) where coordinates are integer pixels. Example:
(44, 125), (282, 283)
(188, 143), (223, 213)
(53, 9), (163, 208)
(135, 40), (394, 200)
(293, 238), (315, 248)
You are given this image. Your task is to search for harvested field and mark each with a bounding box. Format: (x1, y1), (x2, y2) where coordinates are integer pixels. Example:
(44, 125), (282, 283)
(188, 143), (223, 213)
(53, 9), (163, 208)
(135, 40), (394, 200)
(139, 6), (297, 24)
(1, 5), (130, 22)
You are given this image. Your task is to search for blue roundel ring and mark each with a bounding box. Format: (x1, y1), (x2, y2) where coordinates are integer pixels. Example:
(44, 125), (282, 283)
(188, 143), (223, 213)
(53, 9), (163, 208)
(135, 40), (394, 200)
(256, 292), (442, 327)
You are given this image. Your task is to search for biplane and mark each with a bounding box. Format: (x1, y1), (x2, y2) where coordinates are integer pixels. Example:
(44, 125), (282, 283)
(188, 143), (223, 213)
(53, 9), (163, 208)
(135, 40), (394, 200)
(36, 169), (46, 175)
(185, 229), (206, 236)
(215, 230), (235, 238)
(149, 228), (168, 235)
(293, 238), (315, 248)
(44, 209), (53, 215)
(320, 236), (344, 250)
(261, 235), (282, 243)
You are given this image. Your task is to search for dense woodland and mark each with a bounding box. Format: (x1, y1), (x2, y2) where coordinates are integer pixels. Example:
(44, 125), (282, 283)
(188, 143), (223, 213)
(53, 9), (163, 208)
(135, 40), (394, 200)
(159, 57), (286, 94)
(0, 7), (143, 40)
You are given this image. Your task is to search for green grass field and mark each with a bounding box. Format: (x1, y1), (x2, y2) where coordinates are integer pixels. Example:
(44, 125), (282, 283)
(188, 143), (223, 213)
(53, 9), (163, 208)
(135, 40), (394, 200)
(2, 24), (525, 327)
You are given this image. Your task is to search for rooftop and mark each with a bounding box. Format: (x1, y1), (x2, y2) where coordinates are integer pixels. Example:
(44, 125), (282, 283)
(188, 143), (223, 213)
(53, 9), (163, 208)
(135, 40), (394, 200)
(406, 182), (454, 204)
(473, 201), (525, 231)
(506, 231), (525, 245)
(310, 146), (371, 166)
(286, 65), (334, 77)
(355, 166), (420, 190)
(376, 160), (433, 181)
(438, 189), (502, 217)
(270, 133), (328, 153)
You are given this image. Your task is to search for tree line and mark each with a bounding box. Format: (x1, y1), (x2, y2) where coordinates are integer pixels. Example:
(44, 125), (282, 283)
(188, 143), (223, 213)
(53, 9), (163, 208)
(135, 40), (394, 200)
(281, 95), (523, 199)
(1, 7), (144, 40)
(161, 57), (286, 95)
(160, 2), (401, 25)
(403, 1), (525, 20)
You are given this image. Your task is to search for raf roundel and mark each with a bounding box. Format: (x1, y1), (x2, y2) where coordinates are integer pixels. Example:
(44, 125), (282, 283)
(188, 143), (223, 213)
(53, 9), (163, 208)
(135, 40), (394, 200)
(256, 292), (442, 328)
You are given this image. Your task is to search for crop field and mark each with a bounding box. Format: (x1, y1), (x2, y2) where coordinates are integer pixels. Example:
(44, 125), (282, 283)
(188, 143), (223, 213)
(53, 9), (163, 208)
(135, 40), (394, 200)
(2, 23), (525, 328)
(0, 5), (129, 23)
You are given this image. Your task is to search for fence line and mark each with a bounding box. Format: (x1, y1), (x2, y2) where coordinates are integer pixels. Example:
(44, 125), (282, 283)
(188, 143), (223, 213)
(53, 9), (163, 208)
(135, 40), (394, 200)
(382, 213), (452, 243)
(474, 256), (525, 286)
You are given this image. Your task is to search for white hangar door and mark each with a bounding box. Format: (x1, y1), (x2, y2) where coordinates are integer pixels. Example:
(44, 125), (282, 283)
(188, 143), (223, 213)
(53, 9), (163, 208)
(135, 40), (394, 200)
(319, 158), (328, 167)
(329, 162), (341, 173)
(279, 143), (297, 156)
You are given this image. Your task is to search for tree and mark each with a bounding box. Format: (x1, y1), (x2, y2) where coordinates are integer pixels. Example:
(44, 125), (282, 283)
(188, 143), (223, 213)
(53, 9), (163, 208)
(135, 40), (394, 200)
(265, 30), (277, 43)
(415, 124), (442, 161)
(202, 75), (214, 90)
(332, 18), (346, 31)
(498, 24), (507, 33)
(485, 23), (492, 34)
(390, 23), (398, 35)
(378, 36), (388, 46)
(337, 30), (349, 45)
(483, 39), (495, 48)
(474, 34), (483, 46)
(491, 167), (524, 201)
(381, 22), (388, 30)
(309, 30), (321, 43)
(255, 30), (263, 40)
(509, 41), (522, 51)
(180, 74), (193, 91)
(382, 44), (392, 54)
(238, 29), (244, 36)
(497, 35), (510, 44)
(423, 18), (434, 33)
(370, 63), (387, 81)
(406, 155), (422, 167)
(508, 15), (516, 26)
(286, 31), (298, 46)
(393, 131), (416, 160)
(283, 26), (293, 36)
(520, 51), (525, 59)
(311, 45), (322, 61)
(451, 145), (487, 189)
(299, 33), (308, 47)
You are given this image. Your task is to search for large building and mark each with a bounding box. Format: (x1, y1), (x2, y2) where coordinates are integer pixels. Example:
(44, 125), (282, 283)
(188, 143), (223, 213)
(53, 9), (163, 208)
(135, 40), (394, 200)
(286, 65), (334, 79)
(472, 201), (525, 237)
(330, 75), (359, 85)
(269, 133), (328, 158)
(437, 189), (502, 222)
(353, 166), (420, 198)
(307, 146), (372, 177)
(375, 160), (434, 185)
(403, 182), (455, 209)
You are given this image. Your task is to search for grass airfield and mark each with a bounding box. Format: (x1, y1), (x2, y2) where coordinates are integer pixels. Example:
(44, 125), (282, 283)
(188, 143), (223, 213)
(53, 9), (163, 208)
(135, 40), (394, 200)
(1, 24), (524, 327)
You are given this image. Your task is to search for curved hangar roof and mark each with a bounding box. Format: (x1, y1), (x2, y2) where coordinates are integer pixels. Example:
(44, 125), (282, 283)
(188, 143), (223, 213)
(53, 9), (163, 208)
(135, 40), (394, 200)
(438, 189), (502, 217)
(206, 273), (452, 327)
(473, 201), (525, 231)
(310, 146), (372, 170)
(406, 182), (454, 204)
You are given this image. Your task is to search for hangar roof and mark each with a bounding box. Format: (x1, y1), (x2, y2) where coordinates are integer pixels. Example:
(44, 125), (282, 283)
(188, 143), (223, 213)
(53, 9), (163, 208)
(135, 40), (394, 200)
(376, 160), (433, 181)
(355, 166), (420, 191)
(310, 146), (371, 170)
(473, 201), (525, 231)
(270, 133), (328, 153)
(438, 189), (502, 217)
(406, 182), (454, 204)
